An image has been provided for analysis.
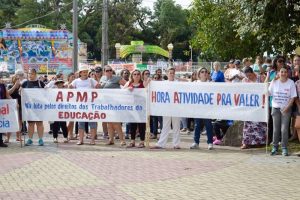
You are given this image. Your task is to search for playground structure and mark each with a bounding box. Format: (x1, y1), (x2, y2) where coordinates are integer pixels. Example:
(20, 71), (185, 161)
(116, 41), (170, 63)
(0, 24), (86, 74)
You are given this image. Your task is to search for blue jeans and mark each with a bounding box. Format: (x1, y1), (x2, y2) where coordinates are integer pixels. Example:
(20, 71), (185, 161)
(194, 118), (213, 144)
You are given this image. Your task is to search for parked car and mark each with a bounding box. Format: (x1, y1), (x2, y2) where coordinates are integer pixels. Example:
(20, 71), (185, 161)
(0, 71), (10, 78)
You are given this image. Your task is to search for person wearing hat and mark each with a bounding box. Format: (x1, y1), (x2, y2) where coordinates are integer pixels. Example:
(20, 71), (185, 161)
(69, 65), (100, 145)
(224, 59), (244, 82)
(94, 67), (103, 83)
(52, 79), (68, 143)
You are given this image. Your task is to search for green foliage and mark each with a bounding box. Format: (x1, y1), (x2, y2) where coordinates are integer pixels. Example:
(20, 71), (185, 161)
(153, 0), (192, 60)
(234, 0), (300, 55)
(189, 0), (260, 61)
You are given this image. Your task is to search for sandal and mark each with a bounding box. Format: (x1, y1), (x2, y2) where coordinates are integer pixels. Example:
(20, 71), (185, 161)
(127, 142), (135, 148)
(137, 143), (145, 148)
(16, 138), (23, 142)
(150, 135), (157, 139)
(120, 142), (126, 147)
(77, 141), (84, 145)
(240, 144), (248, 149)
(90, 141), (96, 145)
(4, 139), (9, 143)
(106, 141), (114, 145)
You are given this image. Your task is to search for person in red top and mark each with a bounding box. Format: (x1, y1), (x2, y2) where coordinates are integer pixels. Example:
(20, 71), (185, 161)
(123, 70), (150, 148)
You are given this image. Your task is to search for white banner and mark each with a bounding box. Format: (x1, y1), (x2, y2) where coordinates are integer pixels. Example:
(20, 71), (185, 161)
(0, 99), (19, 132)
(149, 81), (269, 122)
(21, 89), (147, 122)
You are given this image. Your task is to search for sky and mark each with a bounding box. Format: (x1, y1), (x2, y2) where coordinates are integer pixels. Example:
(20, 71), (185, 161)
(142, 0), (193, 9)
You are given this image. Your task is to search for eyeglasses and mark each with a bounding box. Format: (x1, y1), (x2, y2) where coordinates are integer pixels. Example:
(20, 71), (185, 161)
(133, 73), (140, 76)
(277, 59), (284, 63)
(105, 69), (112, 72)
(200, 71), (208, 73)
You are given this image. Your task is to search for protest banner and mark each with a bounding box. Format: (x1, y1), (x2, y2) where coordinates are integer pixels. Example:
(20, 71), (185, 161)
(0, 99), (19, 132)
(21, 88), (147, 122)
(149, 81), (269, 122)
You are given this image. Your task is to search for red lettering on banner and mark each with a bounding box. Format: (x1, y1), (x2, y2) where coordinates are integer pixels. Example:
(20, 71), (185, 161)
(174, 92), (180, 104)
(234, 94), (240, 106)
(57, 111), (106, 120)
(56, 91), (63, 102)
(217, 93), (221, 105)
(76, 92), (87, 102)
(58, 112), (63, 118)
(67, 92), (74, 102)
(152, 91), (156, 102)
(91, 92), (98, 102)
(0, 104), (9, 115)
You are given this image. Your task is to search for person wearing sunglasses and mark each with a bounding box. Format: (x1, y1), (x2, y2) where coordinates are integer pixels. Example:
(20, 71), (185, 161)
(123, 70), (150, 148)
(190, 67), (214, 150)
(100, 65), (127, 146)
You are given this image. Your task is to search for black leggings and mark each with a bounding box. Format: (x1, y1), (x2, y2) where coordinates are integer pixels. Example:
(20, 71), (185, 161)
(0, 133), (3, 142)
(129, 123), (146, 141)
(53, 121), (68, 138)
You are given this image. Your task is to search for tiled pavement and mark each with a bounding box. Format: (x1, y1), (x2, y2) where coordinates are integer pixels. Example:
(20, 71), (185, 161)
(0, 129), (300, 200)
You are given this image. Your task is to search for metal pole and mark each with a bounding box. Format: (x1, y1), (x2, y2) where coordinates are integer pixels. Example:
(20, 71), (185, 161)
(72, 0), (78, 72)
(101, 0), (109, 67)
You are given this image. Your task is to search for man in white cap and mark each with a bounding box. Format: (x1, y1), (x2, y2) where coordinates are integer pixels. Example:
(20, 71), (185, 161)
(69, 65), (100, 145)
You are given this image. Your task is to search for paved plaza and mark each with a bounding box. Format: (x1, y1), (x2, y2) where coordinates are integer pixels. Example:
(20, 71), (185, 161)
(0, 128), (300, 200)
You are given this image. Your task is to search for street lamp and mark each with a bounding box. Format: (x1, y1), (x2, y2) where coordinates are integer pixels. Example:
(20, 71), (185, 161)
(167, 43), (174, 66)
(115, 43), (121, 60)
(189, 45), (192, 62)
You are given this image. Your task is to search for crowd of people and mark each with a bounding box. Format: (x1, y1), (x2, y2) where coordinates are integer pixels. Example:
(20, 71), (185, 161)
(1, 54), (300, 156)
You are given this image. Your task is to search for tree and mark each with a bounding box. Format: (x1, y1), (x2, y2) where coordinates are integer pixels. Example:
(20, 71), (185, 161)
(234, 0), (300, 55)
(153, 0), (192, 61)
(0, 0), (20, 28)
(189, 0), (260, 61)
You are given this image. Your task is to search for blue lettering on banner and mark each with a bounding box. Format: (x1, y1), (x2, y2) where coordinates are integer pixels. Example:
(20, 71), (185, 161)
(0, 118), (10, 128)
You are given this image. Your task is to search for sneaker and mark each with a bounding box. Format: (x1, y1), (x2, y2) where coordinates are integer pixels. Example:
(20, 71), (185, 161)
(125, 135), (130, 139)
(190, 143), (199, 149)
(282, 148), (288, 156)
(38, 138), (44, 146)
(53, 138), (58, 143)
(213, 139), (222, 145)
(180, 128), (187, 132)
(25, 138), (33, 146)
(270, 147), (278, 156)
(48, 130), (53, 134)
(208, 143), (213, 150)
(63, 138), (69, 143)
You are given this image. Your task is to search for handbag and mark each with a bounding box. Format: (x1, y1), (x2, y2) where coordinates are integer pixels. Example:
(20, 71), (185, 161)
(294, 116), (300, 129)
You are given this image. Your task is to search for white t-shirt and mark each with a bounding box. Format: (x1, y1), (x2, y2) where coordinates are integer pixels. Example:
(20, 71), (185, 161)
(71, 78), (98, 89)
(268, 79), (297, 108)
